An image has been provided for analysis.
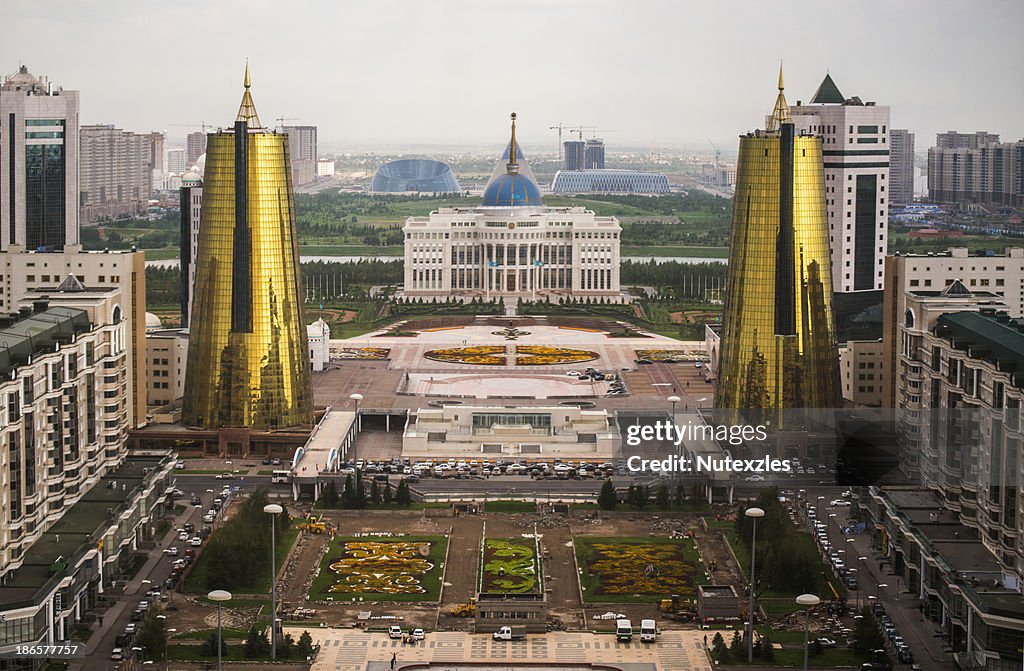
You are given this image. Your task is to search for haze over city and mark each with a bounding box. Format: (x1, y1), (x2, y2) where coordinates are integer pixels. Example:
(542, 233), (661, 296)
(7, 0), (1023, 151)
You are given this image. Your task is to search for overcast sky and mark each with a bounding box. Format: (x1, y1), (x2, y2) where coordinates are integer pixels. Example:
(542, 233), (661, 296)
(6, 0), (1023, 153)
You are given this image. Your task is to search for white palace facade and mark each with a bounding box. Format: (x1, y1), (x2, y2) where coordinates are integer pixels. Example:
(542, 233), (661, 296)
(402, 114), (622, 301)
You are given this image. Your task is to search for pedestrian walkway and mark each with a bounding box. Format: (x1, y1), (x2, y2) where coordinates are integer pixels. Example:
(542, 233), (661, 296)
(291, 629), (711, 671)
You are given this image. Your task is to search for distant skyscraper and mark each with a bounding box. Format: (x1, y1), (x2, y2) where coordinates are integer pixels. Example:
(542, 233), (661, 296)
(889, 129), (915, 205)
(563, 140), (585, 171)
(716, 69), (839, 417)
(584, 138), (605, 169)
(790, 73), (890, 293)
(935, 130), (999, 150)
(79, 124), (152, 222)
(281, 125), (317, 185)
(167, 147), (186, 173)
(179, 173), (202, 327)
(144, 131), (165, 173)
(182, 65), (312, 429)
(186, 131), (207, 166)
(0, 65), (80, 250)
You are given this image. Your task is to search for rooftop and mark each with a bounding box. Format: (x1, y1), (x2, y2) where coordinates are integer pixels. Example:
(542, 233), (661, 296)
(0, 305), (91, 376)
(809, 73), (845, 104)
(935, 310), (1024, 386)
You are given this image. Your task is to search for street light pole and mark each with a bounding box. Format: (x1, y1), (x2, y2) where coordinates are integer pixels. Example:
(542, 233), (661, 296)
(264, 504), (284, 660)
(857, 554), (867, 611)
(165, 628), (175, 671)
(745, 506), (765, 662)
(796, 594), (821, 671)
(208, 590), (232, 671)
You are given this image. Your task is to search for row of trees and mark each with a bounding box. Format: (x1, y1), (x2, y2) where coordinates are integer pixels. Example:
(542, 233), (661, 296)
(734, 489), (826, 595)
(711, 630), (775, 663)
(620, 260), (728, 299)
(598, 479), (701, 511)
(197, 627), (315, 660)
(202, 489), (290, 591)
(320, 475), (413, 509)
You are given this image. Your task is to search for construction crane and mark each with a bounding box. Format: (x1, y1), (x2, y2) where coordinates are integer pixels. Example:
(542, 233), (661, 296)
(708, 140), (721, 167)
(570, 126), (598, 141)
(275, 116), (299, 129)
(549, 123), (594, 159)
(168, 122), (213, 133)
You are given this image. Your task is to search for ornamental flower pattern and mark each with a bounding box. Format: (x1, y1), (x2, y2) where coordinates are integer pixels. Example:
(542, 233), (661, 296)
(423, 346), (598, 366)
(586, 542), (696, 597)
(328, 541), (434, 594)
(482, 539), (538, 593)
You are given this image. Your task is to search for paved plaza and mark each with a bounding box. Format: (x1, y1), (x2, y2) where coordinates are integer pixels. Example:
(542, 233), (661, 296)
(292, 629), (711, 671)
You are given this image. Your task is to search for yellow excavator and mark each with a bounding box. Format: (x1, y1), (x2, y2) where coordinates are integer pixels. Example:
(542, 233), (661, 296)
(295, 514), (328, 534)
(449, 597), (477, 617)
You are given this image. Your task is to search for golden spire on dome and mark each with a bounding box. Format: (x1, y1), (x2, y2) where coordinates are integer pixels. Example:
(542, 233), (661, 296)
(507, 112), (519, 173)
(767, 62), (791, 132)
(235, 60), (263, 128)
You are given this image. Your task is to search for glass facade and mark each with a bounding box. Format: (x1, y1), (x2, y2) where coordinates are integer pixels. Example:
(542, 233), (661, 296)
(715, 123), (839, 421)
(182, 110), (313, 429)
(24, 143), (66, 249)
(371, 159), (460, 193)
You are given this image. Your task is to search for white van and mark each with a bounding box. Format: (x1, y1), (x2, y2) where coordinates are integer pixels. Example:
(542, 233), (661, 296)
(615, 618), (633, 642)
(640, 619), (657, 642)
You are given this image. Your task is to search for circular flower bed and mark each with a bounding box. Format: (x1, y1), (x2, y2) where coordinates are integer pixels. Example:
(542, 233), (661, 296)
(425, 346), (506, 365)
(516, 346), (598, 366)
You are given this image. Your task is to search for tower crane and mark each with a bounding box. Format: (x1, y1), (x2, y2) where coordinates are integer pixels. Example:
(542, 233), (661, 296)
(276, 116), (299, 129)
(708, 140), (721, 167)
(168, 122), (213, 132)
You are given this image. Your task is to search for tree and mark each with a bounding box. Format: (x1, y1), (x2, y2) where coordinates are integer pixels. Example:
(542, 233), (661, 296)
(729, 630), (744, 658)
(673, 482), (686, 507)
(322, 480), (339, 508)
(382, 482), (393, 505)
(655, 483), (670, 509)
(135, 606), (167, 661)
(244, 625), (270, 658)
(712, 632), (729, 662)
(370, 479), (381, 505)
(342, 474), (356, 507)
(278, 508), (292, 533)
(852, 607), (886, 654)
(598, 479), (617, 510)
(626, 485), (637, 507)
(200, 631), (228, 657)
(297, 631), (314, 658)
(810, 638), (824, 656)
(279, 633), (296, 659)
(761, 635), (775, 661)
(395, 479), (412, 506)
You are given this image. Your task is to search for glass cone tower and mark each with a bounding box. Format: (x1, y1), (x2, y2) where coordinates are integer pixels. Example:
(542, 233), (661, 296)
(714, 67), (839, 424)
(182, 65), (313, 429)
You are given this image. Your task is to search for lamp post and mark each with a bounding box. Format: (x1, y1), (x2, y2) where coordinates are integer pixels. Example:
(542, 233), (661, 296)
(796, 593), (820, 671)
(264, 503), (284, 660)
(350, 393), (363, 432)
(164, 627), (176, 671)
(745, 506), (765, 662)
(208, 590), (232, 671)
(667, 395), (680, 418)
(856, 554), (867, 611)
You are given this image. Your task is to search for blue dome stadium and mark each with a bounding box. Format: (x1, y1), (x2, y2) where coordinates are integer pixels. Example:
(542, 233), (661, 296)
(481, 172), (543, 207)
(371, 159), (460, 193)
(480, 112), (543, 208)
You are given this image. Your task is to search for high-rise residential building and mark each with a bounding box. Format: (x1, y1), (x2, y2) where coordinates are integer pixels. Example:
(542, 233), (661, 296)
(928, 136), (1024, 208)
(182, 66), (313, 430)
(0, 65), (80, 251)
(179, 173), (202, 327)
(144, 130), (165, 173)
(281, 125), (317, 186)
(889, 129), (915, 205)
(316, 158), (335, 177)
(789, 73), (890, 293)
(186, 131), (207, 166)
(715, 69), (839, 417)
(935, 130), (1000, 150)
(881, 247), (1024, 409)
(167, 147), (186, 173)
(78, 124), (152, 223)
(403, 114), (622, 300)
(584, 138), (605, 169)
(145, 327), (189, 406)
(563, 140), (585, 170)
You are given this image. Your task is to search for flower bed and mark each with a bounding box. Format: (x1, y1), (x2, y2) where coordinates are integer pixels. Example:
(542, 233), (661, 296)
(515, 346), (598, 366)
(481, 539), (540, 594)
(574, 537), (702, 603)
(335, 347), (390, 360)
(425, 346), (507, 365)
(308, 536), (448, 602)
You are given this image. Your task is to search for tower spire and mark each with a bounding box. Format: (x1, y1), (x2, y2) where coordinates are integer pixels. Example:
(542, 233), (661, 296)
(767, 62), (791, 132)
(507, 112), (519, 174)
(235, 60), (262, 128)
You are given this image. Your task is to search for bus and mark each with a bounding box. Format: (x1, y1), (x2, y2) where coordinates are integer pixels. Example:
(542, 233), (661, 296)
(271, 470), (290, 484)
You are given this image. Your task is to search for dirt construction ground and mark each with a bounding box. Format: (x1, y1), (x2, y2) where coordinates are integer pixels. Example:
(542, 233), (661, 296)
(161, 503), (746, 639)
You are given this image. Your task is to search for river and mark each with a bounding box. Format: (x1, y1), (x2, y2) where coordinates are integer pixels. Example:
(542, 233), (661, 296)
(145, 254), (728, 268)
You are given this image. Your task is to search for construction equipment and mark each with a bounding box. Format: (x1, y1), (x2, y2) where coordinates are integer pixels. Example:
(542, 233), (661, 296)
(295, 513), (327, 534)
(708, 140), (721, 167)
(275, 116), (298, 129)
(449, 597), (476, 617)
(659, 594), (696, 622)
(169, 122), (213, 132)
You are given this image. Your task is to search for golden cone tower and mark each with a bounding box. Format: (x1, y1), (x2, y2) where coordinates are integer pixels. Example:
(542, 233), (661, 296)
(182, 65), (313, 429)
(714, 67), (840, 422)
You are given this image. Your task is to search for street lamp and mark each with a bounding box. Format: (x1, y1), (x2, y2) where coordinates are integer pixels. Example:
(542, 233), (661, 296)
(796, 593), (820, 671)
(264, 503), (284, 660)
(208, 590), (232, 671)
(667, 395), (680, 418)
(745, 506), (765, 662)
(350, 393), (363, 432)
(164, 627), (176, 671)
(856, 552), (867, 611)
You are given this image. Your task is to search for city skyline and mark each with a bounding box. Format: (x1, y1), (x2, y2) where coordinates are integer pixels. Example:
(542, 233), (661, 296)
(6, 0), (1023, 150)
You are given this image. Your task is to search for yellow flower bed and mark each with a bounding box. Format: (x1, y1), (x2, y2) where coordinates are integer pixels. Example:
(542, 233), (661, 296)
(425, 346), (508, 365)
(516, 346), (598, 366)
(328, 541), (434, 594)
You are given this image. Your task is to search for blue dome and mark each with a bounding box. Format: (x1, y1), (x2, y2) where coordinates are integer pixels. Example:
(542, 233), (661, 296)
(481, 172), (543, 207)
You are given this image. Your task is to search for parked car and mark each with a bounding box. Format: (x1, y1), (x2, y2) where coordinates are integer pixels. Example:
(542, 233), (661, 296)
(111, 648), (124, 661)
(190, 537), (202, 547)
(388, 625), (402, 639)
(411, 628), (425, 641)
(164, 546), (179, 557)
(174, 461), (185, 470)
(215, 473), (235, 480)
(178, 531), (189, 541)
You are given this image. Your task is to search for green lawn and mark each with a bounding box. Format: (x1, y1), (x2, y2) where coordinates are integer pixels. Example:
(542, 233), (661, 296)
(714, 646), (866, 667)
(309, 535), (448, 603)
(574, 536), (708, 603)
(171, 627), (249, 640)
(484, 500), (537, 513)
(298, 244), (404, 256)
(725, 529), (844, 602)
(143, 247), (180, 260)
(166, 643), (304, 662)
(481, 538), (540, 594)
(184, 526), (299, 595)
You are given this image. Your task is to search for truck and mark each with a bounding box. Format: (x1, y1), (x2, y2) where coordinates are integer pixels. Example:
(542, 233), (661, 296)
(449, 597), (476, 617)
(616, 618), (633, 642)
(492, 625), (527, 641)
(640, 619), (657, 642)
